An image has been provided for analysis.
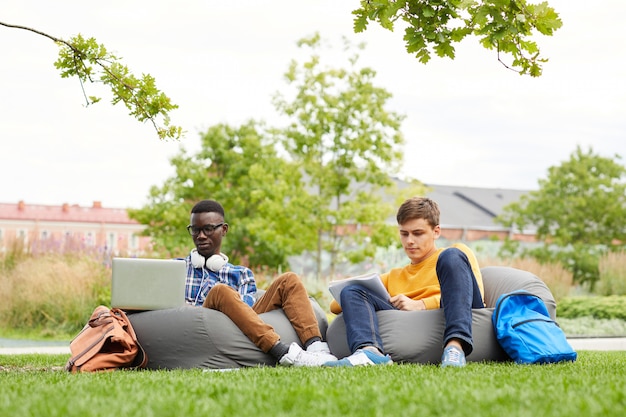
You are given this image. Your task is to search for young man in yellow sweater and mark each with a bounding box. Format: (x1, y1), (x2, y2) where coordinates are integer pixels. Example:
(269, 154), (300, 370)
(325, 197), (485, 367)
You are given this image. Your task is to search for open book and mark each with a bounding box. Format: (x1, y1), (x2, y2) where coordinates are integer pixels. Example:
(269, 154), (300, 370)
(328, 272), (390, 307)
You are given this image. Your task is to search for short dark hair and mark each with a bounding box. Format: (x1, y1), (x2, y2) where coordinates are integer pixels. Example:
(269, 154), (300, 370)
(396, 197), (440, 228)
(191, 200), (225, 217)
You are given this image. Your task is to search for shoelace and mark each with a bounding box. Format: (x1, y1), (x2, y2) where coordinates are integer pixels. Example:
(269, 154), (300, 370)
(445, 348), (462, 363)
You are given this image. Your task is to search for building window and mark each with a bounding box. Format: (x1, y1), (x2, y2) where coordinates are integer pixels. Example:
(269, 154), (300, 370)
(18, 229), (28, 243)
(41, 230), (49, 240)
(108, 232), (116, 250)
(131, 234), (138, 250)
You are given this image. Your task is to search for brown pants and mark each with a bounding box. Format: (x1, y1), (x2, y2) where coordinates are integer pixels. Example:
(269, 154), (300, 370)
(202, 272), (321, 352)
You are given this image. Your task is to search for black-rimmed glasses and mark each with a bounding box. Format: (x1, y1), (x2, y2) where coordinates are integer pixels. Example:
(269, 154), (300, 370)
(186, 223), (225, 237)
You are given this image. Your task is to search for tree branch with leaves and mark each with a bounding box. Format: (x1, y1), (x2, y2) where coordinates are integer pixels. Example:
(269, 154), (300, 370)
(353, 0), (562, 76)
(1, 22), (183, 140)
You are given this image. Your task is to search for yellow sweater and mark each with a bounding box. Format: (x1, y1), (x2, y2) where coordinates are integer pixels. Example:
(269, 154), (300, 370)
(330, 243), (484, 314)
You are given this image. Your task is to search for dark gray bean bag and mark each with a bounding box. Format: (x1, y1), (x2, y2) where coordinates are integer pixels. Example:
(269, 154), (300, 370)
(325, 266), (557, 364)
(129, 296), (328, 370)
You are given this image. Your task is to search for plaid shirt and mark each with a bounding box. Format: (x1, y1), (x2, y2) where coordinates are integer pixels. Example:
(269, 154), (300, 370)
(182, 255), (257, 307)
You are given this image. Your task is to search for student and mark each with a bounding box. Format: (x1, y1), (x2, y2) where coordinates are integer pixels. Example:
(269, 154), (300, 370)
(184, 199), (336, 367)
(325, 197), (485, 367)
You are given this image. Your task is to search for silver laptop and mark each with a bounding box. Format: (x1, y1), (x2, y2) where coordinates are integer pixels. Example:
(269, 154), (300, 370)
(111, 257), (187, 310)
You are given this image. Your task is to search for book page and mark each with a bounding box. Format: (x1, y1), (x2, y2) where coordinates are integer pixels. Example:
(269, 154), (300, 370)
(328, 272), (390, 307)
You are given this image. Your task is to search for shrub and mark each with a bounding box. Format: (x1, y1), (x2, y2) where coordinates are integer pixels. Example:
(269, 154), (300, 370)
(480, 257), (574, 302)
(596, 250), (626, 296)
(557, 296), (626, 320)
(0, 253), (110, 338)
(0, 239), (29, 272)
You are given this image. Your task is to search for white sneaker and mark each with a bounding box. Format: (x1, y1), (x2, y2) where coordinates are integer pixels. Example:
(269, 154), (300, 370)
(306, 341), (337, 363)
(279, 342), (336, 367)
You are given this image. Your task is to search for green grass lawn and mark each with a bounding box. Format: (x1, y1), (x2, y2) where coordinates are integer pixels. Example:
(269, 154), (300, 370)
(1, 351), (624, 417)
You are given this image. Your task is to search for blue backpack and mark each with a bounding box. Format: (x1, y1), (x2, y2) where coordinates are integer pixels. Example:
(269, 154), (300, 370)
(492, 290), (577, 364)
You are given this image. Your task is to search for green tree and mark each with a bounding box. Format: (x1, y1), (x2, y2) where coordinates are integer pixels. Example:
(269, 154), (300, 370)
(0, 22), (182, 140)
(128, 121), (315, 268)
(130, 35), (424, 276)
(273, 34), (422, 280)
(353, 0), (562, 77)
(497, 146), (626, 283)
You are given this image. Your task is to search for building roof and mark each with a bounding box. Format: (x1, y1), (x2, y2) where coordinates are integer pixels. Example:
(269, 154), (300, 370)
(425, 184), (530, 230)
(0, 201), (137, 224)
(387, 178), (531, 230)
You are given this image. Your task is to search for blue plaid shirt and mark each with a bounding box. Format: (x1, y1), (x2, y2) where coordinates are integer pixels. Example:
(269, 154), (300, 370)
(182, 255), (257, 307)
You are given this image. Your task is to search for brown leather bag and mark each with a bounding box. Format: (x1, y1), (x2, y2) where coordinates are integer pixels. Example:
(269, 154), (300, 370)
(65, 305), (147, 372)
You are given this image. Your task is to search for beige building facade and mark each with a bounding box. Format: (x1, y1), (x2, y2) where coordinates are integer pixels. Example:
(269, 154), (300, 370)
(0, 200), (152, 257)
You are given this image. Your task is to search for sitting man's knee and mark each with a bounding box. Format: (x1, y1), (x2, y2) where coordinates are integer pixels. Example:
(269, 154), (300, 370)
(340, 284), (368, 299)
(436, 247), (470, 272)
(281, 271), (300, 281)
(440, 247), (462, 260)
(204, 283), (237, 307)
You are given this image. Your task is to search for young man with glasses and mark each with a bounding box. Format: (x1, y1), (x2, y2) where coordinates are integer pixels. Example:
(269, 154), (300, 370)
(183, 199), (336, 367)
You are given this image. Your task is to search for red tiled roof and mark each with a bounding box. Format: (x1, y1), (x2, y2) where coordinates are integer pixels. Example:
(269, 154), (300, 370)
(0, 201), (138, 225)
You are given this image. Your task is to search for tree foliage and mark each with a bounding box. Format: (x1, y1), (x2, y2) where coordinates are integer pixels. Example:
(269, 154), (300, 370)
(497, 146), (626, 283)
(130, 35), (422, 276)
(128, 121), (314, 268)
(273, 33), (423, 278)
(0, 22), (182, 140)
(352, 0), (562, 76)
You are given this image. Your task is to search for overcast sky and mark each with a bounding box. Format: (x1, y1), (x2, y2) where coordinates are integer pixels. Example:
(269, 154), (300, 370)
(2, 0), (625, 208)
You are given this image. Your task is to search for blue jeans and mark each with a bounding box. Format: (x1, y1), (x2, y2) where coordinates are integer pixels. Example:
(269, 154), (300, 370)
(340, 248), (484, 355)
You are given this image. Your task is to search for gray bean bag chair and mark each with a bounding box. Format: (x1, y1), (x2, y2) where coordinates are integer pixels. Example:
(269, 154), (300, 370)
(326, 266), (557, 364)
(128, 295), (328, 370)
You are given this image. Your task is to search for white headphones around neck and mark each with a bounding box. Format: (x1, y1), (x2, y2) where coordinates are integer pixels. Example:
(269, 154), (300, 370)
(190, 249), (229, 271)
